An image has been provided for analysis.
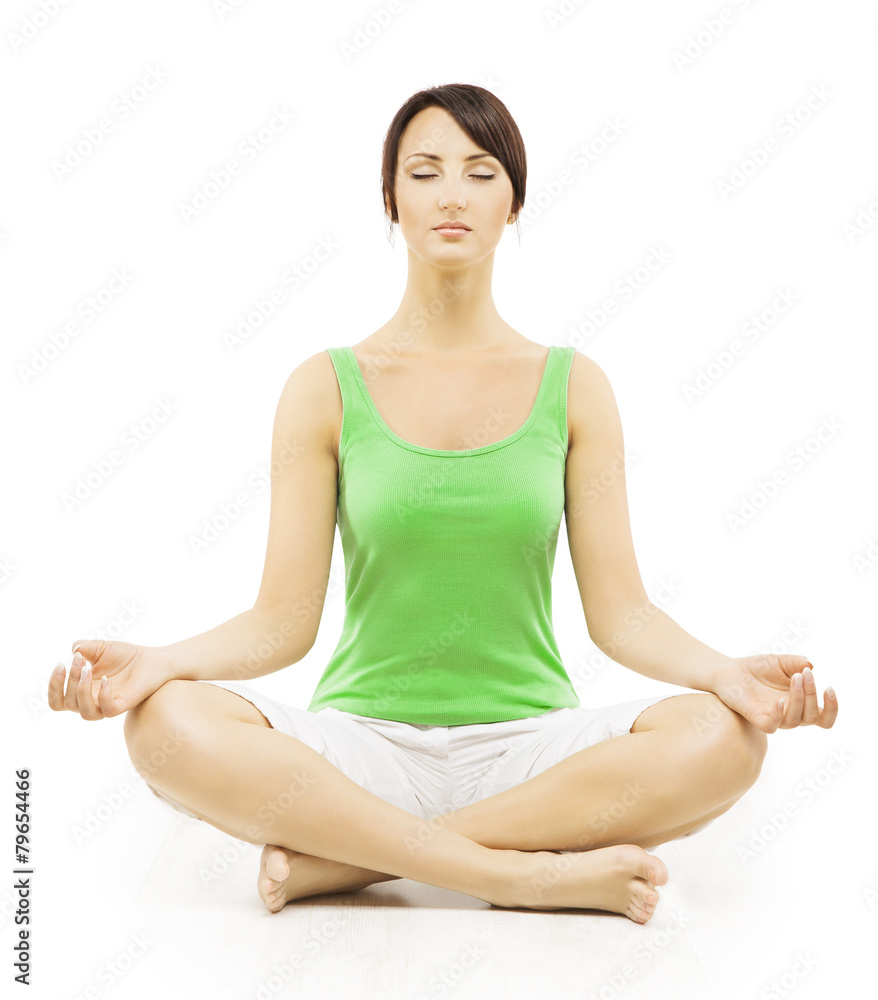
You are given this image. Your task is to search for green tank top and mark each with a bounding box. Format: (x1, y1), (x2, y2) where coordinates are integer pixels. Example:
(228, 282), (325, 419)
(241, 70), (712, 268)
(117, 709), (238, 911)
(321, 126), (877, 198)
(306, 344), (582, 725)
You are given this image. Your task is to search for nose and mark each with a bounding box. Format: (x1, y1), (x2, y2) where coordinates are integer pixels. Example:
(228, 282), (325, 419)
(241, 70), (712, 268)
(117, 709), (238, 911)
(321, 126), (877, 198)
(439, 181), (465, 211)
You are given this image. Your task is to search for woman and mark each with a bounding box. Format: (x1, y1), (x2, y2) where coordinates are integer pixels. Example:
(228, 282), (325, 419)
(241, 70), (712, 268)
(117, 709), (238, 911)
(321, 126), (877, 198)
(48, 84), (837, 924)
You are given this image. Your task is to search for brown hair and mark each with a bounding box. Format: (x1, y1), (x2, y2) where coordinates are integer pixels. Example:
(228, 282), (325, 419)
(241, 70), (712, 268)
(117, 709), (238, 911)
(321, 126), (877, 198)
(381, 83), (527, 232)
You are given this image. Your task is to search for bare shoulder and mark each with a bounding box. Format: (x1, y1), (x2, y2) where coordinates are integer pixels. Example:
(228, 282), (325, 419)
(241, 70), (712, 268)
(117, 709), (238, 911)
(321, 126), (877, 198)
(566, 350), (617, 448)
(275, 349), (342, 460)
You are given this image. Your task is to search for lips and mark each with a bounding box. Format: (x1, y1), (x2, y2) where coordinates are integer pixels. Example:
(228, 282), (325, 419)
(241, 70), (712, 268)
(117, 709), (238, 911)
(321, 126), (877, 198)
(433, 222), (471, 230)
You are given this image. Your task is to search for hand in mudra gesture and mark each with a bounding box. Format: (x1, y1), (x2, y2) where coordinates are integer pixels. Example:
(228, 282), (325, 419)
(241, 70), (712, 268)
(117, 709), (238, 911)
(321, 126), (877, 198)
(710, 653), (838, 734)
(48, 639), (176, 720)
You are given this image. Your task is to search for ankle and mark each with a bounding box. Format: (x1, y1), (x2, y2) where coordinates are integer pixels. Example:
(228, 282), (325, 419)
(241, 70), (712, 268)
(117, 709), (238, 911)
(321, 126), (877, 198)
(480, 848), (541, 908)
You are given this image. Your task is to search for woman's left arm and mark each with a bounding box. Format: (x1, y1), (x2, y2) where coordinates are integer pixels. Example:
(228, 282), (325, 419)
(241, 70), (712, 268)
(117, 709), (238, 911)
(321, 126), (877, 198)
(563, 353), (838, 734)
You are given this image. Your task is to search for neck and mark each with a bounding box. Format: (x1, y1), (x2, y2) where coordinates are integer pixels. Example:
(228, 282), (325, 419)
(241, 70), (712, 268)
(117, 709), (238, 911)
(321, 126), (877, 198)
(387, 249), (513, 354)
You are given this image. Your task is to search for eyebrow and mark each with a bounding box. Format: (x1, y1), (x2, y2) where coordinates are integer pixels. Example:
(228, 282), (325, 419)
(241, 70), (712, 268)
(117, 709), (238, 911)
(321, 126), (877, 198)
(402, 152), (497, 163)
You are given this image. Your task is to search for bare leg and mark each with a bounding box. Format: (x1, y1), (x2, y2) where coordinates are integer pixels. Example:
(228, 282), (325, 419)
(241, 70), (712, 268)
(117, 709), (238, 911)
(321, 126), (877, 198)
(124, 681), (668, 922)
(441, 692), (768, 850)
(256, 692), (766, 901)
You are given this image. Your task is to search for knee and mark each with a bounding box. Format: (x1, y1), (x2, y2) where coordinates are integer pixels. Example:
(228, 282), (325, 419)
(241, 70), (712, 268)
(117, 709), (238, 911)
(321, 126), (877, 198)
(690, 693), (768, 786)
(124, 680), (201, 786)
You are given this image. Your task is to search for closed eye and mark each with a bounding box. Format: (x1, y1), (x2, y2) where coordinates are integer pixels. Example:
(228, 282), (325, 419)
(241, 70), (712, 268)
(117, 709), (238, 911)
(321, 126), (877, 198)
(411, 173), (495, 180)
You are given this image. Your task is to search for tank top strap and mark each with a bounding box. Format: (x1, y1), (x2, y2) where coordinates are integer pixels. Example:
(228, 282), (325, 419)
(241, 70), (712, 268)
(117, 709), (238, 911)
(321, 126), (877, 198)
(536, 345), (576, 449)
(327, 343), (576, 454)
(325, 346), (373, 453)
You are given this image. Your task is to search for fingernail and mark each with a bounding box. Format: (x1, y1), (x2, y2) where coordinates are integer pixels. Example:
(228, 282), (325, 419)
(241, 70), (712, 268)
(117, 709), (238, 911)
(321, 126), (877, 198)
(73, 652), (84, 667)
(101, 676), (108, 688)
(803, 666), (813, 679)
(826, 686), (835, 698)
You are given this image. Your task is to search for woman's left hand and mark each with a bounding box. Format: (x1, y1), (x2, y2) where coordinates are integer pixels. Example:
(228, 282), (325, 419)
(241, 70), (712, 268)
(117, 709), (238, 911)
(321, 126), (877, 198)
(709, 653), (838, 733)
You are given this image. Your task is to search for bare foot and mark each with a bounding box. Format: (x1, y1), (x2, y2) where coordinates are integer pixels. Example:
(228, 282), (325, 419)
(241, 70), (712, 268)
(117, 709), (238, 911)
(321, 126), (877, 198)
(257, 845), (400, 913)
(489, 843), (668, 923)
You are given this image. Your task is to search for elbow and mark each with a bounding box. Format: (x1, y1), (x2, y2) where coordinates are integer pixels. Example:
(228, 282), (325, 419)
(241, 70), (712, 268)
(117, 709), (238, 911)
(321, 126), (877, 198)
(251, 601), (319, 664)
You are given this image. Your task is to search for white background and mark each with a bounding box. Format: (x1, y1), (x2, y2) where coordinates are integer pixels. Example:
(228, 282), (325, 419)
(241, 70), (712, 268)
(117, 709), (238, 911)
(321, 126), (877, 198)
(3, 1), (876, 997)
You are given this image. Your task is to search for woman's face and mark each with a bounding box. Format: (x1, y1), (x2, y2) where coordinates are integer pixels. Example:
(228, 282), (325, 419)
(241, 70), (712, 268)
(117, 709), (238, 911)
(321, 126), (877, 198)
(389, 105), (515, 266)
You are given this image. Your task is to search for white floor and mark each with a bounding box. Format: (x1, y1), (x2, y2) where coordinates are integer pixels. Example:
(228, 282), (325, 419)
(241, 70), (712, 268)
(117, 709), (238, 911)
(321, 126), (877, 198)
(40, 729), (868, 1000)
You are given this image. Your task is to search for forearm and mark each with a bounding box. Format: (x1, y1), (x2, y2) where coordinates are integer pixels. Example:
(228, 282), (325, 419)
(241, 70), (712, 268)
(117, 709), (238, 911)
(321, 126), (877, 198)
(589, 600), (734, 692)
(155, 604), (313, 682)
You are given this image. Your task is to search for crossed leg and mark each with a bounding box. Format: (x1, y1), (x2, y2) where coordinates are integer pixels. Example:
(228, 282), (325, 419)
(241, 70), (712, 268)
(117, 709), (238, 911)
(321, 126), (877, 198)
(222, 691), (767, 908)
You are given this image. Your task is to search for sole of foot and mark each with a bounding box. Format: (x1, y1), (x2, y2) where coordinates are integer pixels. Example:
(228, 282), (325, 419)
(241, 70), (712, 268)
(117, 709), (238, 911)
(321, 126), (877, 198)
(257, 844), (400, 912)
(490, 843), (667, 923)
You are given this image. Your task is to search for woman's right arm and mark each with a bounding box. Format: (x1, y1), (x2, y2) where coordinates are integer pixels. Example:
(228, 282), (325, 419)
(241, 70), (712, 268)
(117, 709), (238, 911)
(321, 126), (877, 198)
(51, 351), (341, 716)
(156, 351), (341, 683)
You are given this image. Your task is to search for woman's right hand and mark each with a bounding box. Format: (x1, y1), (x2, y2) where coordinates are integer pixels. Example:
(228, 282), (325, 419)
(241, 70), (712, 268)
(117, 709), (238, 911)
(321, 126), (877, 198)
(48, 639), (177, 720)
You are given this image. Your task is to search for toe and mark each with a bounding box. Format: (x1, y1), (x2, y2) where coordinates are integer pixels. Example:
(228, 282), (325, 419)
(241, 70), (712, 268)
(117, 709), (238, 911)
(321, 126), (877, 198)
(632, 883), (658, 907)
(638, 851), (667, 886)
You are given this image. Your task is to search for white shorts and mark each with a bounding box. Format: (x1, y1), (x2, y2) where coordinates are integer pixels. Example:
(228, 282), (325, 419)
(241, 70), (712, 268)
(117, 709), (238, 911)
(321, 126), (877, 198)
(148, 681), (716, 842)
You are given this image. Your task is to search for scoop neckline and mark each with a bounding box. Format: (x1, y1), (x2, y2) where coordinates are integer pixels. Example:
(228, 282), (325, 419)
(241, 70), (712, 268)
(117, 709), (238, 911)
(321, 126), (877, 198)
(344, 345), (557, 457)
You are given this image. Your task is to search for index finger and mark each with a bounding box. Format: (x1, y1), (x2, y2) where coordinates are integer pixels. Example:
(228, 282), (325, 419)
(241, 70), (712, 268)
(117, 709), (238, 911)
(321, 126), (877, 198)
(77, 663), (104, 721)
